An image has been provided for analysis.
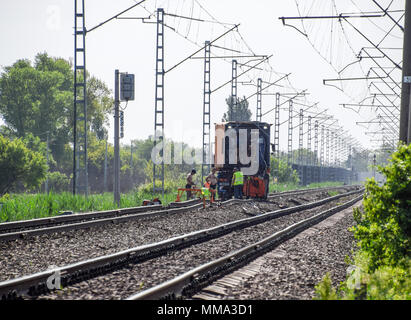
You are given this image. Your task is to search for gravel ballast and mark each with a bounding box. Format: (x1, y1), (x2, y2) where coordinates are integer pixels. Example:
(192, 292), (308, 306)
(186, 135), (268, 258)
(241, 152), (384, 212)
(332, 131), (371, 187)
(219, 202), (361, 300)
(36, 194), (359, 300)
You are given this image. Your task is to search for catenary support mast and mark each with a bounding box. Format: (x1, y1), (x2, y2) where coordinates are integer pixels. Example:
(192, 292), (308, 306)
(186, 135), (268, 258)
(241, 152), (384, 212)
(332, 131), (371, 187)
(201, 41), (211, 184)
(153, 8), (165, 196)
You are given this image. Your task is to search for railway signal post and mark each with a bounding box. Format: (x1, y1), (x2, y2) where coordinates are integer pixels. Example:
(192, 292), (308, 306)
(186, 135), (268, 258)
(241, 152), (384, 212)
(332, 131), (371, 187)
(114, 70), (135, 207)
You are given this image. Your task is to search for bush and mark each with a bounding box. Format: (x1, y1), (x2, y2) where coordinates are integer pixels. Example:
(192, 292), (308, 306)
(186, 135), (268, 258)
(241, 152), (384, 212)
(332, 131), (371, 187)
(0, 134), (47, 195)
(45, 171), (71, 193)
(352, 143), (410, 271)
(270, 157), (299, 184)
(314, 143), (411, 300)
(138, 178), (185, 195)
(313, 273), (338, 300)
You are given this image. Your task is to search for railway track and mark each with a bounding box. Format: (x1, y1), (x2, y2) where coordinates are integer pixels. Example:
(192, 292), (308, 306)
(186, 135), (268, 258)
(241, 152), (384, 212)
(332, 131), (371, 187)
(0, 186), (363, 300)
(0, 185), (358, 242)
(0, 186), (360, 282)
(128, 194), (363, 300)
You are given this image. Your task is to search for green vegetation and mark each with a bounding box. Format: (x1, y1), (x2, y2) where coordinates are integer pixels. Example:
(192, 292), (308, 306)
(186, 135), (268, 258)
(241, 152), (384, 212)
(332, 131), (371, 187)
(0, 53), (201, 195)
(0, 191), (176, 223)
(270, 156), (299, 185)
(313, 273), (338, 300)
(222, 95), (252, 122)
(0, 134), (47, 195)
(0, 180), (344, 223)
(314, 143), (411, 300)
(327, 190), (340, 197)
(0, 53), (112, 166)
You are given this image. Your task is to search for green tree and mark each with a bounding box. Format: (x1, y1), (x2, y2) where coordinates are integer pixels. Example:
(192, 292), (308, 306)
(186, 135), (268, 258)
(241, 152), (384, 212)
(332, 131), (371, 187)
(222, 95), (252, 122)
(0, 134), (47, 195)
(132, 138), (155, 162)
(270, 155), (299, 184)
(0, 52), (113, 169)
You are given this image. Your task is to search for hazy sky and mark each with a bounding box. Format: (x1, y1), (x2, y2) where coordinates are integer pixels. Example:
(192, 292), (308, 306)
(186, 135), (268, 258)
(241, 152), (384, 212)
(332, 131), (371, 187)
(0, 0), (404, 152)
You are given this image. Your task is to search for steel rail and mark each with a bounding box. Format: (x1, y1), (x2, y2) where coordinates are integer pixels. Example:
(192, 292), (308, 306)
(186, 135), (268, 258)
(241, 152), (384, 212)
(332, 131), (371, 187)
(0, 199), (204, 234)
(128, 194), (364, 300)
(0, 187), (363, 299)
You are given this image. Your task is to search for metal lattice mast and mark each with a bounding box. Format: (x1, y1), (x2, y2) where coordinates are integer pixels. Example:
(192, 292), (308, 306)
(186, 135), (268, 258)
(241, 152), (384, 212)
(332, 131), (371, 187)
(231, 60), (238, 120)
(201, 41), (211, 184)
(334, 134), (338, 166)
(153, 8), (165, 196)
(326, 129), (330, 166)
(298, 109), (303, 165)
(256, 78), (262, 122)
(330, 132), (334, 166)
(307, 116), (312, 165)
(288, 100), (293, 164)
(335, 133), (339, 166)
(335, 136), (338, 167)
(73, 0), (88, 196)
(274, 93), (280, 159)
(334, 133), (338, 166)
(337, 137), (341, 167)
(320, 125), (325, 167)
(313, 120), (319, 166)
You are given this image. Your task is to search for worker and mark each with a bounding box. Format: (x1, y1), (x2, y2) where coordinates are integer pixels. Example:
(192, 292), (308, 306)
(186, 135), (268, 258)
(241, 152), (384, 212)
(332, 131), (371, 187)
(206, 168), (218, 201)
(186, 169), (197, 200)
(232, 167), (244, 199)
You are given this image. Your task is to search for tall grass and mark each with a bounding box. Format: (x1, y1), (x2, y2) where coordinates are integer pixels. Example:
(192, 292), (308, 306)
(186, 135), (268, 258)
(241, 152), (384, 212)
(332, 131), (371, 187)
(0, 191), (177, 223)
(0, 181), (346, 223)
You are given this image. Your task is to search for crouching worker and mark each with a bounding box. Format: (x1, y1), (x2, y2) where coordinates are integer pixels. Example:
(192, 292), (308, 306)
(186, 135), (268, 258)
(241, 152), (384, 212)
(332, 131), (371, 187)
(186, 169), (197, 200)
(232, 167), (244, 199)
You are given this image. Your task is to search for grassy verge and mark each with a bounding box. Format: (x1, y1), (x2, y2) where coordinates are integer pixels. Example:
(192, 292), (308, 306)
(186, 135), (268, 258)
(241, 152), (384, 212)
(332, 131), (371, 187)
(0, 180), (350, 223)
(0, 191), (177, 223)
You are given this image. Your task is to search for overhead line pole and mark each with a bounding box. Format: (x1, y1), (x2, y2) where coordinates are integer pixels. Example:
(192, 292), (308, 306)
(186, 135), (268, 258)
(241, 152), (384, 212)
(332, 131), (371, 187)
(153, 8), (165, 196)
(400, 0), (411, 143)
(202, 41), (211, 184)
(256, 78), (262, 122)
(72, 0), (148, 196)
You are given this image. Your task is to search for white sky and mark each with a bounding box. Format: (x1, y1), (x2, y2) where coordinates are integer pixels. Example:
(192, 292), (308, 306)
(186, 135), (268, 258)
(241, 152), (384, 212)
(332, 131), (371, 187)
(0, 0), (404, 153)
